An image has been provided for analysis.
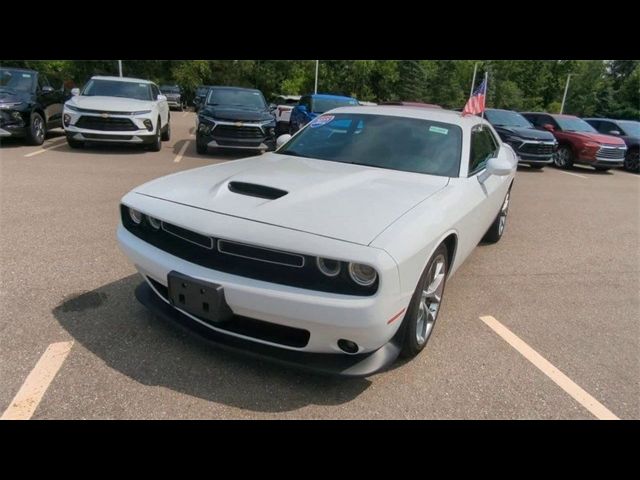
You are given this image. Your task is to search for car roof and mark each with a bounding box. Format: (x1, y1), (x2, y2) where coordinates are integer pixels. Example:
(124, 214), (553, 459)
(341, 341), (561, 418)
(485, 108), (522, 113)
(522, 112), (578, 119)
(208, 85), (263, 93)
(1, 67), (37, 74)
(381, 101), (442, 109)
(91, 76), (153, 84)
(310, 93), (357, 101)
(329, 105), (485, 128)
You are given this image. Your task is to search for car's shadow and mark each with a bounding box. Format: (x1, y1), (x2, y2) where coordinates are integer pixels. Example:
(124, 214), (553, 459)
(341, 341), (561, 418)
(0, 129), (66, 149)
(52, 274), (371, 413)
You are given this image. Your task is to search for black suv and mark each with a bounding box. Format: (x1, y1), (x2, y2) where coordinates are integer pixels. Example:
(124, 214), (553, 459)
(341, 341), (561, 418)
(483, 108), (557, 169)
(196, 86), (276, 155)
(583, 118), (640, 173)
(0, 67), (67, 145)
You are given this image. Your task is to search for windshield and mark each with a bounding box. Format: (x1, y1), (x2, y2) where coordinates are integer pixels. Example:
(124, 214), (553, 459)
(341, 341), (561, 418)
(82, 79), (153, 101)
(278, 113), (462, 177)
(0, 68), (36, 92)
(312, 97), (359, 114)
(555, 116), (597, 133)
(207, 89), (267, 109)
(485, 110), (532, 128)
(618, 120), (640, 137)
(160, 85), (180, 94)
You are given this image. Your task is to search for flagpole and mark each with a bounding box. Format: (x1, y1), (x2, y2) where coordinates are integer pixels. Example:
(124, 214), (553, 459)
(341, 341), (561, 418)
(469, 62), (478, 99)
(479, 71), (488, 130)
(314, 60), (319, 94)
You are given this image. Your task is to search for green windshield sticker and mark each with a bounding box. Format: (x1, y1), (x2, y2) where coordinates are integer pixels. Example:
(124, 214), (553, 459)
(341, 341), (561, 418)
(429, 126), (448, 135)
(22, 74), (32, 78)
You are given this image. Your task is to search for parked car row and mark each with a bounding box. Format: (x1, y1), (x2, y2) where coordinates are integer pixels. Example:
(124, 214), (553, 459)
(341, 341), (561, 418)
(479, 107), (638, 173)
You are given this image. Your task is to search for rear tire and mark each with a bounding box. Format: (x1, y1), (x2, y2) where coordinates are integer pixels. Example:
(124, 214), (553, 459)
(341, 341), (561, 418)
(399, 243), (449, 359)
(483, 187), (511, 244)
(26, 112), (46, 146)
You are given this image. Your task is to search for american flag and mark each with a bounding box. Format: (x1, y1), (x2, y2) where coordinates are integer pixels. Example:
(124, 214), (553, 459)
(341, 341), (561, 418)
(462, 77), (487, 116)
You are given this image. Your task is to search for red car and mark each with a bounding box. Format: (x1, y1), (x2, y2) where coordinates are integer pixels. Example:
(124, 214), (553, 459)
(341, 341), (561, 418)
(521, 112), (627, 171)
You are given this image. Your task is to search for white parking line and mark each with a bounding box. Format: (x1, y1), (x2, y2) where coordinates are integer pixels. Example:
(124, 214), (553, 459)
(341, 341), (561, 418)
(479, 316), (619, 420)
(555, 170), (589, 179)
(173, 140), (190, 163)
(24, 142), (66, 158)
(1, 341), (73, 420)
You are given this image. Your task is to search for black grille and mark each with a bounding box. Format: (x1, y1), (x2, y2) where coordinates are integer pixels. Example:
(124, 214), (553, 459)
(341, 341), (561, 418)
(518, 142), (555, 156)
(82, 133), (134, 140)
(145, 276), (309, 348)
(76, 116), (138, 131)
(121, 205), (377, 296)
(213, 124), (264, 139)
(597, 145), (625, 160)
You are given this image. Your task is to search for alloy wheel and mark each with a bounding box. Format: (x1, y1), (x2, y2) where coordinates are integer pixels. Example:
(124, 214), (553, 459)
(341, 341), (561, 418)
(416, 254), (446, 345)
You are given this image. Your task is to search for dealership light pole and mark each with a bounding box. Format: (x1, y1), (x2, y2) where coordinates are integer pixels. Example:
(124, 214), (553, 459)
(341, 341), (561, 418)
(560, 73), (573, 114)
(118, 60), (123, 77)
(314, 60), (319, 94)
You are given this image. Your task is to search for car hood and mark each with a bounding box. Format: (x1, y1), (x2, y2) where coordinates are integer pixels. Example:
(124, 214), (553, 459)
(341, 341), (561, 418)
(133, 153), (450, 245)
(200, 105), (273, 122)
(563, 130), (626, 145)
(0, 89), (30, 104)
(66, 95), (155, 112)
(495, 125), (555, 141)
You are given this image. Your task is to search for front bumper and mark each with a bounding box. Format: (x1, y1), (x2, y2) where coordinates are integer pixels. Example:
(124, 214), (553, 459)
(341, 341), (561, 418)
(117, 218), (407, 357)
(516, 155), (553, 165)
(576, 156), (624, 168)
(0, 126), (26, 137)
(64, 109), (158, 144)
(135, 281), (402, 377)
(66, 131), (157, 144)
(0, 109), (28, 137)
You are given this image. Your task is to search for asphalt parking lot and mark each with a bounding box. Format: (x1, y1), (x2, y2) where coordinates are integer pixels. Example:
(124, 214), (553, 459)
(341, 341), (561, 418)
(1, 111), (638, 419)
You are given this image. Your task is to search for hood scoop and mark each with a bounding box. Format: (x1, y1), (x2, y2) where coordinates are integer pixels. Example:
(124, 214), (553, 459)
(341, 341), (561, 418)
(227, 181), (288, 200)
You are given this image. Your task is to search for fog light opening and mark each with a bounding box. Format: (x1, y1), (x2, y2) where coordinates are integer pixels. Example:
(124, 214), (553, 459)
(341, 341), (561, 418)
(338, 339), (359, 354)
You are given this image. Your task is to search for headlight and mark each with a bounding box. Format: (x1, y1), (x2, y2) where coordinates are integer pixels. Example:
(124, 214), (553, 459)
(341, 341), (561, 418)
(65, 104), (80, 112)
(504, 136), (523, 145)
(198, 122), (213, 135)
(348, 263), (378, 286)
(316, 257), (341, 277)
(131, 110), (152, 115)
(0, 102), (24, 109)
(129, 208), (143, 225)
(63, 114), (71, 127)
(147, 216), (161, 230)
(199, 115), (217, 124)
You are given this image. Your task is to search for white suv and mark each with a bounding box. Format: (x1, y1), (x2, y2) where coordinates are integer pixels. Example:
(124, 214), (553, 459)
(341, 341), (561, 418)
(63, 76), (170, 151)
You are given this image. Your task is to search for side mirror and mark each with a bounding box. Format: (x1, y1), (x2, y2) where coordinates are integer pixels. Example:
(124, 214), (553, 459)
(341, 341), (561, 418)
(478, 154), (513, 183)
(269, 103), (277, 111)
(71, 88), (80, 96)
(542, 123), (555, 132)
(608, 130), (621, 136)
(276, 134), (292, 148)
(41, 85), (54, 94)
(157, 94), (167, 101)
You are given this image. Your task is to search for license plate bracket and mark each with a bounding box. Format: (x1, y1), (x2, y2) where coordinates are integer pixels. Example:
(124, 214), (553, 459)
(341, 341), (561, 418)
(167, 271), (233, 324)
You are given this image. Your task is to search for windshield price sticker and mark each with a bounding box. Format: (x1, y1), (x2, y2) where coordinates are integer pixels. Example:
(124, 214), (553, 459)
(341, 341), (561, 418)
(310, 115), (335, 128)
(429, 126), (449, 135)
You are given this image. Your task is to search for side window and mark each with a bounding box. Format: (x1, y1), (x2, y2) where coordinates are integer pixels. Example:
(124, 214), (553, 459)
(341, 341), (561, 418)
(541, 115), (559, 130)
(37, 74), (51, 90)
(150, 84), (160, 99)
(587, 120), (601, 131)
(524, 114), (539, 127)
(469, 127), (499, 175)
(599, 121), (617, 134)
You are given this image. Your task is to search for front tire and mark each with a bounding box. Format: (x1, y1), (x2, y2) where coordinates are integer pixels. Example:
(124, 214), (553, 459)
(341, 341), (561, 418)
(148, 121), (161, 152)
(483, 187), (511, 244)
(161, 118), (171, 141)
(26, 112), (46, 146)
(554, 145), (574, 169)
(623, 150), (639, 173)
(400, 243), (448, 358)
(66, 136), (84, 149)
(196, 141), (208, 155)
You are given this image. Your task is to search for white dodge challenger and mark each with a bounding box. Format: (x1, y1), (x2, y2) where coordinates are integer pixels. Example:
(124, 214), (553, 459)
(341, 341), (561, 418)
(117, 106), (517, 376)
